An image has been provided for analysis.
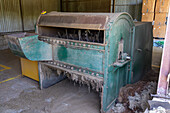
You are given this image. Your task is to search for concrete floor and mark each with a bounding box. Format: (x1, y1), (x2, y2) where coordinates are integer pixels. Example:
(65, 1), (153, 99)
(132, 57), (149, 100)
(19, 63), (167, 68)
(0, 49), (100, 113)
(0, 46), (163, 113)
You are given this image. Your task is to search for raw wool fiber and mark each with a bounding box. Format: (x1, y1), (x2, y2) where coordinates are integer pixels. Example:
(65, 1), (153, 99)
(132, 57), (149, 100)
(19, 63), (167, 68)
(112, 81), (157, 113)
(148, 106), (166, 113)
(128, 82), (157, 112)
(112, 103), (126, 113)
(0, 35), (8, 50)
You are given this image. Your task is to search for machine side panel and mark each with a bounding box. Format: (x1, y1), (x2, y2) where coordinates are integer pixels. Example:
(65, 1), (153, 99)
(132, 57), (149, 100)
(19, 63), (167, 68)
(6, 33), (53, 61)
(102, 15), (134, 112)
(19, 35), (52, 61)
(53, 45), (104, 73)
(132, 22), (153, 83)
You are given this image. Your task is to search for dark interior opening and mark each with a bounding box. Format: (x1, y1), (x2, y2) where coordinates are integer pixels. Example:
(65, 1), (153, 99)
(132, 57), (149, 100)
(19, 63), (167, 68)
(38, 26), (104, 43)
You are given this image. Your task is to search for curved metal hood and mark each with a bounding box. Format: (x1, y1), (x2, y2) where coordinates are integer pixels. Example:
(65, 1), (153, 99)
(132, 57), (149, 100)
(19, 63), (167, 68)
(37, 12), (134, 30)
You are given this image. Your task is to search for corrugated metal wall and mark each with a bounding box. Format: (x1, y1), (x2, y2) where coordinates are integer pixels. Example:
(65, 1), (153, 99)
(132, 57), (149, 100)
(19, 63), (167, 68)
(62, 0), (142, 20)
(0, 0), (60, 33)
(114, 0), (143, 21)
(22, 0), (60, 31)
(62, 0), (111, 12)
(0, 0), (22, 32)
(0, 0), (143, 32)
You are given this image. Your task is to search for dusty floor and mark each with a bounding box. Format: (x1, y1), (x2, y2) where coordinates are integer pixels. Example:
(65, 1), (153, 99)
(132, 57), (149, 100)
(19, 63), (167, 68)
(0, 49), (100, 113)
(0, 47), (162, 113)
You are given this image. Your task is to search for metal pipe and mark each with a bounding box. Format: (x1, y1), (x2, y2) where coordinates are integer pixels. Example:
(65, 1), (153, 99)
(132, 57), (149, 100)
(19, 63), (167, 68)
(110, 0), (114, 13)
(19, 0), (24, 31)
(157, 7), (170, 96)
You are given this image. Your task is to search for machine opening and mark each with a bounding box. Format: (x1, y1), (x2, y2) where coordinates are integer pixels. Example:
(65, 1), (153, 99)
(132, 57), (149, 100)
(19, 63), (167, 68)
(118, 38), (124, 60)
(38, 26), (104, 43)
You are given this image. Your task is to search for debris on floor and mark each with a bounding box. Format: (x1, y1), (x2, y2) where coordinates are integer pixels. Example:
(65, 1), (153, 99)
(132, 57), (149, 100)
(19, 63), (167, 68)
(147, 106), (167, 113)
(112, 103), (126, 113)
(112, 81), (157, 113)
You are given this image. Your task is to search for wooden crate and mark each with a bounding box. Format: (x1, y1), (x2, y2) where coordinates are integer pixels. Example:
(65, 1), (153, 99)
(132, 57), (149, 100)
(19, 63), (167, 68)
(155, 0), (170, 13)
(153, 13), (168, 38)
(153, 25), (166, 38)
(142, 13), (154, 22)
(142, 0), (156, 13)
(154, 13), (168, 26)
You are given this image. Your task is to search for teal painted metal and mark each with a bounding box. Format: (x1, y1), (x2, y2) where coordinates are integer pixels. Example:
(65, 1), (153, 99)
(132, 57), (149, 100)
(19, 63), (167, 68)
(6, 33), (52, 61)
(6, 12), (153, 113)
(54, 45), (104, 73)
(132, 22), (153, 83)
(102, 14), (134, 111)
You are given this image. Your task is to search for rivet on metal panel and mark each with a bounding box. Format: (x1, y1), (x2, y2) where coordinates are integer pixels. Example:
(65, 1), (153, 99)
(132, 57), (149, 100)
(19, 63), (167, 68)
(79, 69), (81, 72)
(75, 43), (77, 46)
(83, 70), (86, 73)
(92, 73), (94, 75)
(57, 63), (59, 66)
(88, 45), (91, 48)
(64, 65), (66, 68)
(71, 67), (74, 70)
(54, 62), (56, 65)
(83, 44), (86, 47)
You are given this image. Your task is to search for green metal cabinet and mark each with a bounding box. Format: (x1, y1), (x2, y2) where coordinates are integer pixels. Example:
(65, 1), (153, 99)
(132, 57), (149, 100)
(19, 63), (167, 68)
(132, 22), (153, 83)
(6, 12), (153, 113)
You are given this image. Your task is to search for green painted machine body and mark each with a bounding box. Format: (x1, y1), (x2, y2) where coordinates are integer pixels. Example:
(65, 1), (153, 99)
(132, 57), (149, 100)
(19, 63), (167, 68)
(132, 22), (153, 83)
(6, 12), (153, 113)
(6, 33), (52, 61)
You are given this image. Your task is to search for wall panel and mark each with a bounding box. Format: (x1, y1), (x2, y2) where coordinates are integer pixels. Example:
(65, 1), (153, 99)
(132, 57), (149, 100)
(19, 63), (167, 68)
(0, 0), (4, 32)
(62, 0), (110, 12)
(42, 0), (60, 12)
(114, 0), (143, 21)
(0, 0), (60, 32)
(0, 0), (22, 32)
(21, 0), (42, 31)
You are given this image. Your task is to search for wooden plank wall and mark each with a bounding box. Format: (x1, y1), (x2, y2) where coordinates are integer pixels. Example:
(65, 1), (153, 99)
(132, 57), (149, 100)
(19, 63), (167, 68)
(114, 0), (143, 21)
(62, 0), (110, 12)
(0, 0), (60, 33)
